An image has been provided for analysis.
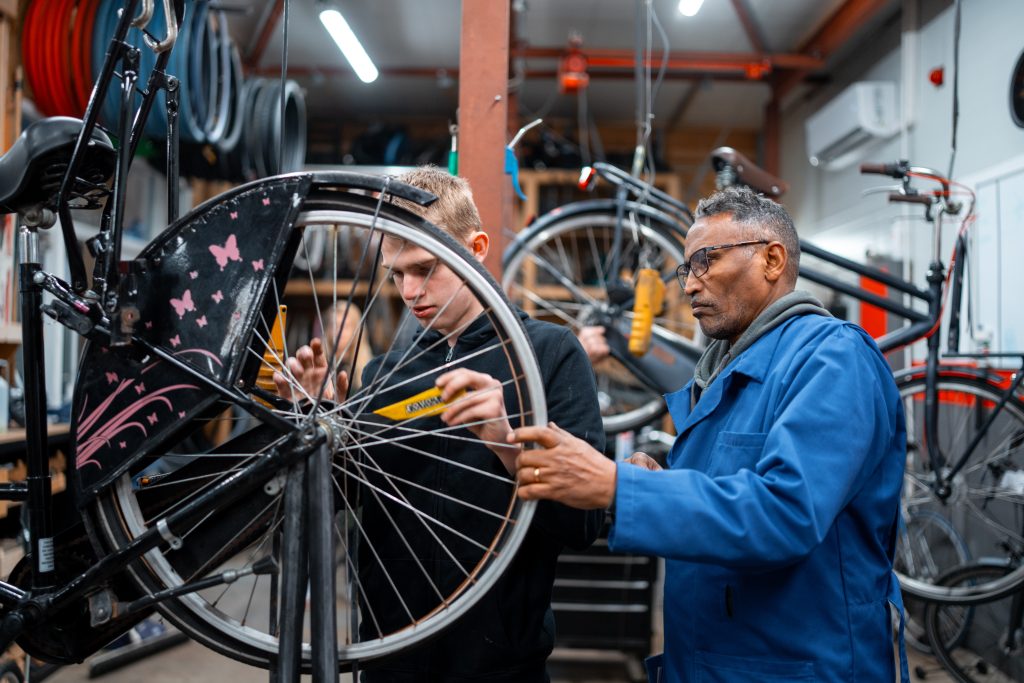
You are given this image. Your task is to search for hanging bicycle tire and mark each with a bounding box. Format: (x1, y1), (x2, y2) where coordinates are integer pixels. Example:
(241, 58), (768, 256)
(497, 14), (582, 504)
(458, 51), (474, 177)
(895, 369), (1024, 605)
(502, 200), (700, 435)
(923, 561), (1023, 683)
(78, 176), (546, 670)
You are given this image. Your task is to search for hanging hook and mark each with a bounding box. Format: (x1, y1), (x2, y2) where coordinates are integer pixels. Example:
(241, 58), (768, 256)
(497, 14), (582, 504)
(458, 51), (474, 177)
(143, 0), (180, 54)
(130, 0), (155, 29)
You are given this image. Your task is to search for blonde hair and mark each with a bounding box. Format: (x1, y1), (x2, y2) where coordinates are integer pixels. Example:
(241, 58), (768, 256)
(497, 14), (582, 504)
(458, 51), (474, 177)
(390, 165), (482, 243)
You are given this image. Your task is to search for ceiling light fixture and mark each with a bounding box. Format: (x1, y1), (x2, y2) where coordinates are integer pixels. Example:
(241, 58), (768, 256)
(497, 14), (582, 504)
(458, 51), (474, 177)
(677, 0), (704, 17)
(319, 8), (379, 83)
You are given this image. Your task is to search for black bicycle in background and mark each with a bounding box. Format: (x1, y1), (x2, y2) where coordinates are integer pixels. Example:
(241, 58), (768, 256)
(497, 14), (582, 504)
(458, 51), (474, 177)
(0, 0), (554, 679)
(502, 150), (1024, 657)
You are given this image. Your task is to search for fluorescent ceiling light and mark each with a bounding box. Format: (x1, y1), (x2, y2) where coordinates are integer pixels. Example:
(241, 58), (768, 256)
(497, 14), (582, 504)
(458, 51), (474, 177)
(319, 8), (379, 83)
(677, 0), (704, 17)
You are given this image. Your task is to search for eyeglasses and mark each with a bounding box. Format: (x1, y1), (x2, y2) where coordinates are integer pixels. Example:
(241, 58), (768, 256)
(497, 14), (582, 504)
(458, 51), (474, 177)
(675, 240), (769, 286)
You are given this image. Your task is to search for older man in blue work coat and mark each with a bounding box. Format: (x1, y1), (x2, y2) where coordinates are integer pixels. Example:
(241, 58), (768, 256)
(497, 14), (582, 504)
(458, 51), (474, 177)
(509, 187), (908, 683)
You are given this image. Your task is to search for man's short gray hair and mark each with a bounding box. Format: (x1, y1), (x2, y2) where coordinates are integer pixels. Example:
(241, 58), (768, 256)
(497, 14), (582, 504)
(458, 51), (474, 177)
(695, 186), (800, 281)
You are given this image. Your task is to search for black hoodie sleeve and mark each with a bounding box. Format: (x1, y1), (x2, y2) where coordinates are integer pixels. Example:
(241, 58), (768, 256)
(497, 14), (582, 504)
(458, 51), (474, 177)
(525, 321), (606, 550)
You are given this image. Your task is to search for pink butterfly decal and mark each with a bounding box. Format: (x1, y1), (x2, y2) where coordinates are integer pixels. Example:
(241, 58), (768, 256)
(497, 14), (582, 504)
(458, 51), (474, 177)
(189, 271), (199, 280)
(146, 413), (158, 425)
(169, 334), (181, 348)
(178, 411), (186, 418)
(196, 315), (208, 328)
(144, 321), (153, 329)
(105, 371), (118, 384)
(230, 211), (238, 220)
(232, 311), (241, 320)
(170, 289), (195, 318)
(262, 197), (270, 206)
(209, 235), (242, 271)
(119, 441), (127, 449)
(251, 259), (264, 272)
(212, 290), (224, 303)
(134, 382), (146, 395)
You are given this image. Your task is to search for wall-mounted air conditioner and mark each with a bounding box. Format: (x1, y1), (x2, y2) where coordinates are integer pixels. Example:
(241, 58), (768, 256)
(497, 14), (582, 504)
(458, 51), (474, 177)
(805, 81), (898, 170)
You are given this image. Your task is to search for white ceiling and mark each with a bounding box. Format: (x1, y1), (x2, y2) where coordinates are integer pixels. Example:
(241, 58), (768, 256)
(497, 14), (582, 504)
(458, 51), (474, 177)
(226, 0), (900, 131)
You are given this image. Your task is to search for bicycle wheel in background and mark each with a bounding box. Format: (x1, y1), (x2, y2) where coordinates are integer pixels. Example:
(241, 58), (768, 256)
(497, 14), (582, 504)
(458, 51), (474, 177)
(80, 183), (545, 670)
(895, 370), (1024, 604)
(502, 201), (700, 435)
(924, 562), (1022, 683)
(896, 510), (971, 653)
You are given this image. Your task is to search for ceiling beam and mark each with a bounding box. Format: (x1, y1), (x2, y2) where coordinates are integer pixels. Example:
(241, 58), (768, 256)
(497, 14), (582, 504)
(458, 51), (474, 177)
(729, 0), (767, 53)
(772, 0), (894, 99)
(244, 0), (284, 69)
(516, 47), (823, 77)
(666, 79), (705, 132)
(255, 66), (775, 83)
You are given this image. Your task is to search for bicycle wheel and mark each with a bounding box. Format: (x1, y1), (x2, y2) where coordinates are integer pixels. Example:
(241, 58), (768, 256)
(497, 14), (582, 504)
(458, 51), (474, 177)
(896, 510), (971, 653)
(896, 371), (1024, 604)
(82, 181), (545, 669)
(502, 201), (699, 434)
(924, 562), (1023, 683)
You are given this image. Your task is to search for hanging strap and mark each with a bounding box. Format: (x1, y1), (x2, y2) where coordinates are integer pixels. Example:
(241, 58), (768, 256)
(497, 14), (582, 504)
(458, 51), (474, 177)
(888, 571), (910, 683)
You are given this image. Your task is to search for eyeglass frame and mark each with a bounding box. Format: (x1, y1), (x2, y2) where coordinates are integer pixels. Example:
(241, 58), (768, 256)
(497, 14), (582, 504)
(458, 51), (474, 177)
(675, 239), (770, 287)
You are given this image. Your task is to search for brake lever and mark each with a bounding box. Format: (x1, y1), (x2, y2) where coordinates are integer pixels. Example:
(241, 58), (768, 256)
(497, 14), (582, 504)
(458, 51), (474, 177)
(860, 184), (903, 198)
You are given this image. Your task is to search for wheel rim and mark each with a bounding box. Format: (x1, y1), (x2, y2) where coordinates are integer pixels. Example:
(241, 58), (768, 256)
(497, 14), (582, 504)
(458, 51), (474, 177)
(896, 373), (1024, 604)
(925, 563), (1021, 683)
(502, 210), (698, 434)
(92, 199), (545, 667)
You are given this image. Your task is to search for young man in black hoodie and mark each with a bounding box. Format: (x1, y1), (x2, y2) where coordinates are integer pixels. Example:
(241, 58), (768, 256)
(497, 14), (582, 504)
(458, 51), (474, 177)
(278, 166), (604, 682)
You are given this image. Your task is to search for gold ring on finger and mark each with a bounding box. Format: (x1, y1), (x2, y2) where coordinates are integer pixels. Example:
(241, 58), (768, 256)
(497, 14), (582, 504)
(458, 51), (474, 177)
(533, 467), (541, 483)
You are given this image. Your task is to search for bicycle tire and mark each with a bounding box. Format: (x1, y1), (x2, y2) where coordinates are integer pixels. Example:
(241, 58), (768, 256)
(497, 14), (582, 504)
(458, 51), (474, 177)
(82, 181), (546, 669)
(895, 370), (1024, 605)
(502, 200), (699, 435)
(924, 561), (1022, 683)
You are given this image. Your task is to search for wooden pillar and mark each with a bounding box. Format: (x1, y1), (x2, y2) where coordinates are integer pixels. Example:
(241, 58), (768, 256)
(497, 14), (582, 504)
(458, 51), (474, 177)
(458, 0), (511, 278)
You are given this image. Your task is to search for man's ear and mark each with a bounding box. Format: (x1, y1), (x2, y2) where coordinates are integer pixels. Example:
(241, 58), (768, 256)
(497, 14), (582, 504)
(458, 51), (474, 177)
(468, 230), (489, 263)
(763, 241), (787, 282)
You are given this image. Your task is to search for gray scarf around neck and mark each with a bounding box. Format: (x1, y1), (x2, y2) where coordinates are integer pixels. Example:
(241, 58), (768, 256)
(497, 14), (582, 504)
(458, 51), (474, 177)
(691, 290), (831, 405)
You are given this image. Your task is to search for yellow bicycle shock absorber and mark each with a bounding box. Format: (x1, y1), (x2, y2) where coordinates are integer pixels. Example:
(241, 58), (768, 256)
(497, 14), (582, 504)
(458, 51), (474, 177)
(255, 305), (288, 400)
(629, 268), (665, 356)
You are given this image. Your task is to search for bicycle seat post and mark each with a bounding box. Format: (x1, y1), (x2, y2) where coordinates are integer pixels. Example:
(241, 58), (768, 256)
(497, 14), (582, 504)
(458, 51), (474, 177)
(17, 223), (57, 590)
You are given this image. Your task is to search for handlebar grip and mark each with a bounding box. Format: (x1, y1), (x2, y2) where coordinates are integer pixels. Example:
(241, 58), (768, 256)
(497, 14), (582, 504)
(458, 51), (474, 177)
(628, 268), (665, 357)
(860, 161), (907, 178)
(888, 192), (933, 206)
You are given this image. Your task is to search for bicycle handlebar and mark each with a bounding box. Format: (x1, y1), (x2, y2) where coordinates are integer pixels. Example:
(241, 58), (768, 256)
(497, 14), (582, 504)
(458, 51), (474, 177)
(888, 193), (934, 206)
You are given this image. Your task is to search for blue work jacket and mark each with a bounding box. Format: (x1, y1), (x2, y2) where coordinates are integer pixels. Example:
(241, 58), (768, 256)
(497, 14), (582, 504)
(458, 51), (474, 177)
(610, 314), (906, 682)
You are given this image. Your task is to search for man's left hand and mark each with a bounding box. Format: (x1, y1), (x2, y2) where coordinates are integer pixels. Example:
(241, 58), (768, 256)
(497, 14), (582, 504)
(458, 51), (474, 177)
(509, 422), (617, 510)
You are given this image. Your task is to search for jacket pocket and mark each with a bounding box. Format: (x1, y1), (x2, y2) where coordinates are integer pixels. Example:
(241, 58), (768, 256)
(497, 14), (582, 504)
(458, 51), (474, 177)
(695, 650), (814, 682)
(706, 431), (767, 477)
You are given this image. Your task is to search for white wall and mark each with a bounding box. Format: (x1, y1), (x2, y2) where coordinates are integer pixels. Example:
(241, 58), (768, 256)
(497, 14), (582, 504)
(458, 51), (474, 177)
(779, 0), (1024, 359)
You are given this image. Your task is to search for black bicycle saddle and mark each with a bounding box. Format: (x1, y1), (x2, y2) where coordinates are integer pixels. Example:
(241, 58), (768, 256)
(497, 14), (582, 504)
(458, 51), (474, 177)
(0, 117), (116, 214)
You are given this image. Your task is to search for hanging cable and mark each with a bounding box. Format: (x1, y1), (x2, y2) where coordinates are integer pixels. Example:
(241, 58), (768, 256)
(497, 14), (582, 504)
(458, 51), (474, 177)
(278, 0), (291, 174)
(946, 0), (961, 179)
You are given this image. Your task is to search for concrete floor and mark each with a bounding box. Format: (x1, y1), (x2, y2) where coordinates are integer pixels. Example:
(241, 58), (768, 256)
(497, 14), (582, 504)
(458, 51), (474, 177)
(38, 630), (953, 683)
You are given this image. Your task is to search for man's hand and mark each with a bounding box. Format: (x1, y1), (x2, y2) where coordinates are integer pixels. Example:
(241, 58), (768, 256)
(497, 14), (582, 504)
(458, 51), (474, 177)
(509, 422), (617, 509)
(435, 368), (520, 473)
(577, 325), (610, 364)
(625, 452), (662, 471)
(273, 338), (349, 402)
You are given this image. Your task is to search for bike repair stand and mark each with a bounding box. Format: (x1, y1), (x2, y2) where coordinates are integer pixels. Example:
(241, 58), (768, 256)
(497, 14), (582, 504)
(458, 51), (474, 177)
(273, 439), (338, 683)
